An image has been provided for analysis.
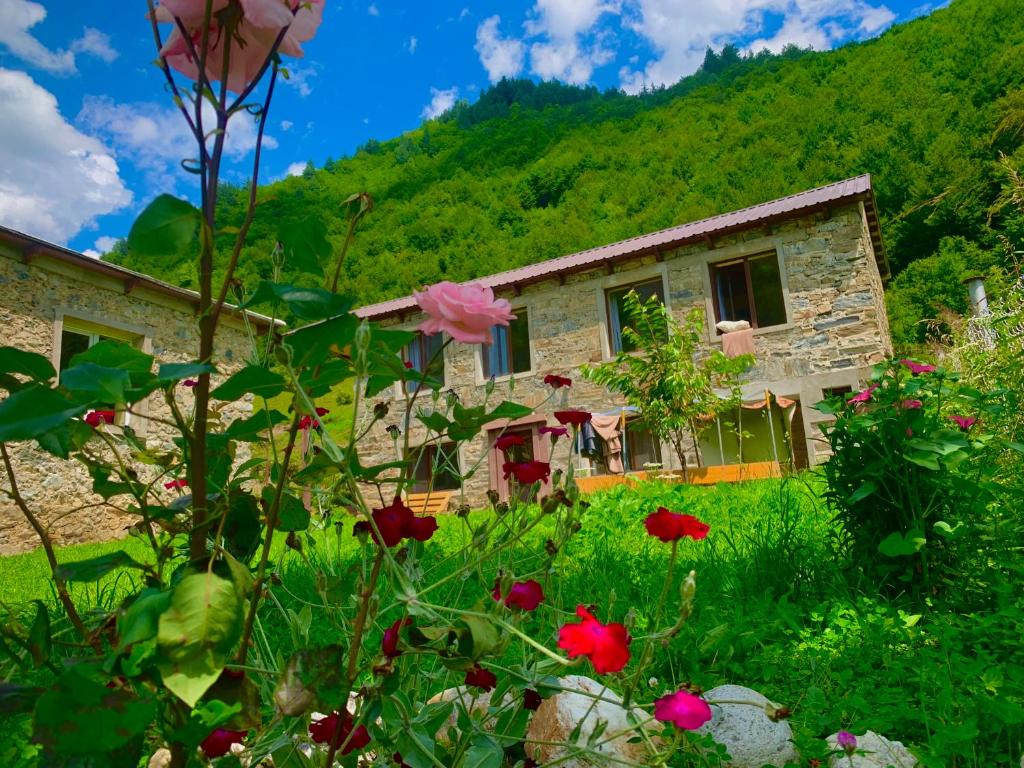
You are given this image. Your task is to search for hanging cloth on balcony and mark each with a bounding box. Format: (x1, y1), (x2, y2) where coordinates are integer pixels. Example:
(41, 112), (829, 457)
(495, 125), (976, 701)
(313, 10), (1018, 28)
(590, 413), (624, 473)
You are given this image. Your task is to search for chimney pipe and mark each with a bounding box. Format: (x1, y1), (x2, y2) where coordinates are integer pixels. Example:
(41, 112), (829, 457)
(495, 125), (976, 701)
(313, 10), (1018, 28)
(963, 275), (990, 317)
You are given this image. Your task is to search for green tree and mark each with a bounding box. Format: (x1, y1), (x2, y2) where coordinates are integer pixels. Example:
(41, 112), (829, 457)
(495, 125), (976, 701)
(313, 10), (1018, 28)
(582, 292), (753, 479)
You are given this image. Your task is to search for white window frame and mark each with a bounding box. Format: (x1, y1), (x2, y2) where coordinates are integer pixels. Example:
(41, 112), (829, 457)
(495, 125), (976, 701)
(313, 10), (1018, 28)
(595, 262), (671, 360)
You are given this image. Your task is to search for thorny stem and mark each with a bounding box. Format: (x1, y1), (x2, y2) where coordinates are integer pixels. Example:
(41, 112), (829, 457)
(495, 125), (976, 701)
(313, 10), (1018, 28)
(0, 443), (101, 652)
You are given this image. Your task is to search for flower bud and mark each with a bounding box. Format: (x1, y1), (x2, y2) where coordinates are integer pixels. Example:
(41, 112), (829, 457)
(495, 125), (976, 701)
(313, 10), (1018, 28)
(486, 489), (500, 506)
(680, 570), (697, 619)
(455, 504), (471, 518)
(373, 401), (389, 420)
(354, 321), (372, 357)
(545, 538), (558, 555)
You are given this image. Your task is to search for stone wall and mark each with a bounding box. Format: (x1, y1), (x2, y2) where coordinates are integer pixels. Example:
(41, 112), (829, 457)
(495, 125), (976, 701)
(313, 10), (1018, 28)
(357, 202), (891, 508)
(0, 250), (261, 554)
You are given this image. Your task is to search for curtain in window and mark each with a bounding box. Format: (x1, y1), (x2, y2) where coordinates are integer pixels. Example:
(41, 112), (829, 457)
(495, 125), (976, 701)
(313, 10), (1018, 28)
(486, 325), (510, 377)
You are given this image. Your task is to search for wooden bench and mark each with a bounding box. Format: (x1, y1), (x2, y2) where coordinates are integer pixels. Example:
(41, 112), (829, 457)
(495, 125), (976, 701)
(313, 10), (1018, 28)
(406, 491), (454, 515)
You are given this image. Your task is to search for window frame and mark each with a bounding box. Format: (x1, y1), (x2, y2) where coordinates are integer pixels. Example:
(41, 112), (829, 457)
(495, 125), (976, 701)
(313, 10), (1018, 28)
(604, 276), (668, 355)
(402, 331), (447, 394)
(708, 249), (788, 333)
(409, 441), (462, 493)
(479, 306), (532, 381)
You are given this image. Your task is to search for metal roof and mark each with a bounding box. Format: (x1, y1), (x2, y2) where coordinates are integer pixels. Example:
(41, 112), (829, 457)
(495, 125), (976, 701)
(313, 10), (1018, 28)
(0, 225), (280, 330)
(356, 174), (887, 320)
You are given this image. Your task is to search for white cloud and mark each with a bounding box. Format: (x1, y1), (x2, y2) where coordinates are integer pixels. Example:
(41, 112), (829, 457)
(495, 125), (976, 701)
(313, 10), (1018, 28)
(282, 63), (318, 97)
(81, 235), (119, 259)
(0, 68), (131, 244)
(459, 7), (470, 20)
(475, 16), (526, 82)
(619, 0), (897, 93)
(284, 161), (307, 178)
(421, 86), (459, 119)
(77, 95), (277, 192)
(70, 27), (118, 63)
(407, 36), (418, 54)
(367, 3), (379, 15)
(280, 119), (294, 131)
(0, 0), (74, 73)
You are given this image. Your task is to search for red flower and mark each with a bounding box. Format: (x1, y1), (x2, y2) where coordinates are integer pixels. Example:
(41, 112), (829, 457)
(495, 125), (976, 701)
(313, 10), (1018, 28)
(200, 728), (247, 758)
(299, 408), (328, 430)
(848, 384), (877, 404)
(353, 497), (437, 547)
(950, 415), (977, 431)
(492, 578), (545, 611)
(84, 410), (116, 428)
(543, 374), (572, 389)
(900, 359), (936, 375)
(163, 479), (188, 490)
(503, 461), (551, 485)
(644, 508), (709, 542)
(182, 378), (199, 388)
(554, 410), (591, 427)
(464, 664), (497, 691)
(404, 360), (414, 369)
(557, 605), (631, 674)
(900, 399), (923, 409)
(539, 425), (569, 439)
(495, 434), (526, 452)
(309, 711), (371, 755)
(382, 617), (412, 658)
(653, 690), (713, 730)
(523, 689), (543, 711)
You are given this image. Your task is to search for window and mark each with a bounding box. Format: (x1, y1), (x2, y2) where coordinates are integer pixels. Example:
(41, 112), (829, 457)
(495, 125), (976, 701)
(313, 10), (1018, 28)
(483, 309), (530, 378)
(710, 252), (786, 330)
(624, 419), (662, 471)
(410, 442), (461, 492)
(606, 278), (666, 354)
(403, 332), (445, 392)
(57, 321), (139, 428)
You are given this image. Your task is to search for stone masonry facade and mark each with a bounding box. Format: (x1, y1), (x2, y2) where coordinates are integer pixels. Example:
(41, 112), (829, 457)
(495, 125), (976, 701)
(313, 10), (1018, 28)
(357, 198), (892, 510)
(0, 240), (265, 554)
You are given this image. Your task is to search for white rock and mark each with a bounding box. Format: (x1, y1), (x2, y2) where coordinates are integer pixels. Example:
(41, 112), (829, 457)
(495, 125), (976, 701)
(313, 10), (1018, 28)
(524, 675), (651, 767)
(428, 686), (515, 742)
(696, 684), (798, 767)
(826, 730), (918, 767)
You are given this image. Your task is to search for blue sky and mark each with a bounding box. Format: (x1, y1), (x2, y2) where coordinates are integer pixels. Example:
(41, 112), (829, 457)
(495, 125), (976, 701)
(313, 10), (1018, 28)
(0, 0), (947, 256)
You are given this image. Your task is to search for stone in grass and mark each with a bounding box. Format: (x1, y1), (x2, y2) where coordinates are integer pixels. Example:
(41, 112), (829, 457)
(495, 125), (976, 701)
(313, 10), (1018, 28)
(524, 675), (652, 767)
(826, 730), (918, 767)
(696, 684), (798, 768)
(427, 686), (515, 742)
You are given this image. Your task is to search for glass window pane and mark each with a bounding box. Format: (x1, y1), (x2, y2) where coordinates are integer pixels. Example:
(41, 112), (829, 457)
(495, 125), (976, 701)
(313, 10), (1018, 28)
(712, 261), (751, 324)
(608, 279), (664, 353)
(510, 311), (530, 373)
(749, 254), (786, 327)
(59, 329), (91, 374)
(484, 325), (509, 378)
(412, 442), (461, 492)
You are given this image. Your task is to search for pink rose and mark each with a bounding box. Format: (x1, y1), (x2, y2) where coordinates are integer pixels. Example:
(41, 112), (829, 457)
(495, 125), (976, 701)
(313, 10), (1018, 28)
(413, 282), (515, 344)
(155, 0), (323, 93)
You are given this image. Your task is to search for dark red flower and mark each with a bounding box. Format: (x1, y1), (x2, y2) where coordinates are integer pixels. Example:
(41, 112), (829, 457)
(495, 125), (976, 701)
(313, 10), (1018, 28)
(464, 664), (497, 691)
(200, 728), (247, 758)
(539, 426), (569, 440)
(492, 578), (545, 611)
(523, 689), (543, 711)
(309, 711), (371, 755)
(557, 605), (631, 674)
(653, 690), (713, 730)
(900, 359), (936, 375)
(163, 479), (188, 490)
(524, 761), (538, 768)
(554, 410), (591, 427)
(403, 360), (414, 369)
(182, 378), (199, 388)
(495, 434), (526, 452)
(393, 753), (413, 768)
(353, 497), (437, 546)
(950, 415), (977, 431)
(502, 461), (551, 485)
(382, 617), (412, 658)
(644, 507), (710, 542)
(543, 374), (572, 389)
(84, 409), (116, 428)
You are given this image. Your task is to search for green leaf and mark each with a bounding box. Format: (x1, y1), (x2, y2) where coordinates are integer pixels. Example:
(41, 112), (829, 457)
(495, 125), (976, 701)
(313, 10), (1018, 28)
(485, 401), (534, 422)
(245, 281), (351, 320)
(878, 529), (927, 557)
(34, 420), (94, 459)
(284, 314), (359, 369)
(155, 362), (215, 385)
(0, 346), (55, 386)
(128, 194), (200, 258)
(848, 479), (877, 504)
(211, 365), (286, 401)
(55, 551), (147, 583)
(933, 520), (966, 539)
(275, 493), (311, 532)
(27, 601), (50, 666)
(904, 451), (941, 470)
(463, 735), (504, 768)
(33, 666), (155, 762)
(117, 588), (173, 650)
(0, 385), (87, 442)
(68, 338), (154, 374)
(223, 409), (288, 441)
(459, 613), (502, 659)
(222, 491), (263, 562)
(60, 362), (131, 404)
(157, 572), (245, 707)
(277, 218), (331, 277)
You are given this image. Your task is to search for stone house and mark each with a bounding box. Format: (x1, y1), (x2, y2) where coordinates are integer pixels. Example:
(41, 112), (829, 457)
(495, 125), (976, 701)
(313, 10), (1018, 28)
(355, 175), (892, 507)
(0, 225), (277, 554)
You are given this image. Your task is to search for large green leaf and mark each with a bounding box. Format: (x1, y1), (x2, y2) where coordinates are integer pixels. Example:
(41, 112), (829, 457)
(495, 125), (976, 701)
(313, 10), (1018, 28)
(117, 588), (173, 650)
(128, 194), (200, 258)
(68, 339), (154, 374)
(223, 409), (288, 441)
(157, 572), (245, 707)
(59, 362), (131, 404)
(211, 365), (286, 401)
(155, 362), (215, 385)
(284, 314), (359, 369)
(274, 493), (311, 532)
(27, 601), (50, 666)
(277, 218), (331, 277)
(33, 666), (155, 763)
(878, 529), (927, 557)
(0, 346), (55, 388)
(245, 281), (351, 320)
(55, 551), (147, 583)
(0, 385), (87, 442)
(463, 735), (504, 768)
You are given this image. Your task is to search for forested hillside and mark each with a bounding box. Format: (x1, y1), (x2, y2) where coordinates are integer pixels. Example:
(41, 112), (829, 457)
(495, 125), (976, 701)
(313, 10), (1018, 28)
(108, 0), (1024, 346)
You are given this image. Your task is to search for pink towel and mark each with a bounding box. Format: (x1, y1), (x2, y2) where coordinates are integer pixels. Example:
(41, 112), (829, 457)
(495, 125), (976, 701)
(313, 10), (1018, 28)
(589, 413), (624, 473)
(722, 328), (755, 358)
